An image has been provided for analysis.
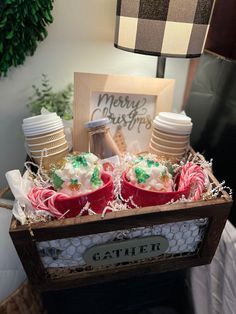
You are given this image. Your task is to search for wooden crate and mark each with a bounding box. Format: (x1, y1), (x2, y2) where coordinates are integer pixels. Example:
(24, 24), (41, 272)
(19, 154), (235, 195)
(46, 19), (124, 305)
(9, 169), (232, 292)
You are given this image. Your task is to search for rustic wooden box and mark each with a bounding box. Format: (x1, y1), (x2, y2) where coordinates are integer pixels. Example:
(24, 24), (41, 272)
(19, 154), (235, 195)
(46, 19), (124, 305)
(9, 166), (232, 292)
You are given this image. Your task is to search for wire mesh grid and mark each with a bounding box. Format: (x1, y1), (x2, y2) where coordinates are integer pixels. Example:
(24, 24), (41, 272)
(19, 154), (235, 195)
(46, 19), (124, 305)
(37, 218), (208, 276)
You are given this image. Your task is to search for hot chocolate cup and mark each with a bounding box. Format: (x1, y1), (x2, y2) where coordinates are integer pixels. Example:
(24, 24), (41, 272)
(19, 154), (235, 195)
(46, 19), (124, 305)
(26, 129), (65, 145)
(30, 142), (68, 157)
(149, 144), (185, 162)
(150, 140), (187, 154)
(149, 112), (192, 160)
(32, 148), (68, 169)
(27, 135), (66, 149)
(152, 128), (190, 142)
(151, 133), (189, 148)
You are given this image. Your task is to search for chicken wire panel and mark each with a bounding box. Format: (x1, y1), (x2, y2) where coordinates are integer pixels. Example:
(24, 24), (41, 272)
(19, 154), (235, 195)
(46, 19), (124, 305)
(37, 218), (208, 269)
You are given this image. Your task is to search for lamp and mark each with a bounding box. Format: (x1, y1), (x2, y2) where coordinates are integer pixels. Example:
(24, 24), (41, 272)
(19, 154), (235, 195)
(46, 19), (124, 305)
(114, 0), (215, 77)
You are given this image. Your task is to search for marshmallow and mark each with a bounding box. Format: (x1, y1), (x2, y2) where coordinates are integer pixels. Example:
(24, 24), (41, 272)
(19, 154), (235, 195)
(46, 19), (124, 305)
(126, 156), (173, 192)
(50, 153), (103, 196)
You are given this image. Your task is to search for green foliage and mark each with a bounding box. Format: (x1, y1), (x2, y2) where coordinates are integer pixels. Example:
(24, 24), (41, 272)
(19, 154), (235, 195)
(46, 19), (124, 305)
(27, 74), (73, 120)
(0, 0), (54, 77)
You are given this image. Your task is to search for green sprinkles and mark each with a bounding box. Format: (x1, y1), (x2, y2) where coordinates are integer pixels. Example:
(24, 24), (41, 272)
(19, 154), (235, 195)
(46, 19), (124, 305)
(135, 167), (150, 184)
(90, 167), (102, 187)
(146, 159), (154, 168)
(134, 156), (145, 164)
(70, 179), (78, 185)
(71, 155), (88, 168)
(52, 173), (64, 190)
(146, 159), (159, 168)
(166, 163), (174, 177)
(161, 169), (167, 177)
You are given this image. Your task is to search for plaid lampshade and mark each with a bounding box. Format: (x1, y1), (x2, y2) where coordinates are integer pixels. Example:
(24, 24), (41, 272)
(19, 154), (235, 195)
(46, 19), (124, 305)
(114, 0), (215, 58)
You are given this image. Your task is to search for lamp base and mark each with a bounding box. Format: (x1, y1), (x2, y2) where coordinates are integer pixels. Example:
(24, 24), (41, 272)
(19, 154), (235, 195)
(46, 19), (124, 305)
(156, 57), (166, 78)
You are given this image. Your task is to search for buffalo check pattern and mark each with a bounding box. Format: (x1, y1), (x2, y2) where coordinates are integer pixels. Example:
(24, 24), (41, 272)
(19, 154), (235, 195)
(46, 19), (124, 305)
(114, 0), (215, 57)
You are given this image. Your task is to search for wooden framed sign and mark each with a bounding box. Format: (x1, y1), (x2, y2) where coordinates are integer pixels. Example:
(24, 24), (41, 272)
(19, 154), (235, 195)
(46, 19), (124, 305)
(73, 73), (175, 153)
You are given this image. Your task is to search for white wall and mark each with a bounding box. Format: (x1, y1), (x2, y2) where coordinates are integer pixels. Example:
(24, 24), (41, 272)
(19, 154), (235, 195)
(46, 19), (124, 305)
(0, 0), (189, 188)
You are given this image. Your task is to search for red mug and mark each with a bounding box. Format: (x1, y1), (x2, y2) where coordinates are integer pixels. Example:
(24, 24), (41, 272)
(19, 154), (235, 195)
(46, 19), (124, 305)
(54, 172), (114, 218)
(121, 172), (190, 208)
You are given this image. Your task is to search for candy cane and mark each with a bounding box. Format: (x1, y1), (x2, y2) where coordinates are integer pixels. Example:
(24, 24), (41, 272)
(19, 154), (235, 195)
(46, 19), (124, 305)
(178, 162), (205, 201)
(27, 187), (69, 218)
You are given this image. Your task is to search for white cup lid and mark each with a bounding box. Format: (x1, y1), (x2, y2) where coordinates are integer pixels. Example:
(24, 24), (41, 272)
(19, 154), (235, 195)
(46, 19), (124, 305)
(22, 118), (62, 130)
(153, 117), (192, 135)
(23, 120), (63, 131)
(23, 113), (58, 124)
(23, 124), (64, 136)
(158, 112), (191, 124)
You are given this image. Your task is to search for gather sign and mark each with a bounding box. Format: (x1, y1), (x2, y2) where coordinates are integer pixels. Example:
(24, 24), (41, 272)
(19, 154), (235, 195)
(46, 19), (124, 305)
(83, 236), (169, 267)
